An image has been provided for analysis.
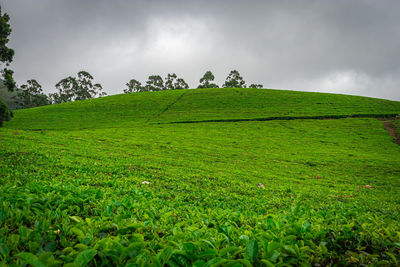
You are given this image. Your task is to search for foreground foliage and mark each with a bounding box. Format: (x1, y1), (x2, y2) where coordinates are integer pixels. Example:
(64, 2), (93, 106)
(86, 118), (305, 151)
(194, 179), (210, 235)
(1, 114), (400, 265)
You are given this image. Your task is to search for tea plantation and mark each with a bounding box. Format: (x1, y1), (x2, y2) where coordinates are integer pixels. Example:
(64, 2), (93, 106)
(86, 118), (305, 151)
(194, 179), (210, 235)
(1, 88), (400, 266)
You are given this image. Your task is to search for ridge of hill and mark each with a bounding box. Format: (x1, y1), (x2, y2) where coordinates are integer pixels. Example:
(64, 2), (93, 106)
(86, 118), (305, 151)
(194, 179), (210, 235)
(4, 88), (400, 130)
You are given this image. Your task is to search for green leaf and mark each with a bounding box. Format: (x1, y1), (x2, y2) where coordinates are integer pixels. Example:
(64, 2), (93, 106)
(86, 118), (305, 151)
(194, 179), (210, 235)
(267, 241), (282, 253)
(261, 259), (275, 267)
(70, 227), (85, 239)
(158, 247), (174, 265)
(70, 216), (83, 223)
(270, 251), (280, 262)
(16, 252), (47, 267)
(73, 249), (97, 267)
(199, 249), (218, 259)
(118, 223), (144, 235)
(246, 240), (258, 262)
(219, 246), (241, 257)
(236, 259), (253, 267)
(74, 243), (89, 251)
(0, 244), (9, 258)
(193, 260), (206, 267)
(301, 222), (311, 233)
(171, 253), (190, 266)
(205, 257), (224, 266)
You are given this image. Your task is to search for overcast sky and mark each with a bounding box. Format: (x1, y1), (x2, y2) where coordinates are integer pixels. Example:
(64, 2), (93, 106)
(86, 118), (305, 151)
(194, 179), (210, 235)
(2, 0), (400, 100)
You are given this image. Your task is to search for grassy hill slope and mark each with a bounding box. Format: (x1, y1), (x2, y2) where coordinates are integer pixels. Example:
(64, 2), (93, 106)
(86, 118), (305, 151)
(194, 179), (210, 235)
(1, 88), (400, 266)
(4, 88), (400, 129)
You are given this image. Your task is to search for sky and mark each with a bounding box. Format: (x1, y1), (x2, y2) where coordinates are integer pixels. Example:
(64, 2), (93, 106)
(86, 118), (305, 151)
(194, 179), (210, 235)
(2, 0), (400, 100)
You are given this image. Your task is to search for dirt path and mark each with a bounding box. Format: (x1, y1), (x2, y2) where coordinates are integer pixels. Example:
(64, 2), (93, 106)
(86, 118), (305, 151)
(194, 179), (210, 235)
(382, 119), (400, 146)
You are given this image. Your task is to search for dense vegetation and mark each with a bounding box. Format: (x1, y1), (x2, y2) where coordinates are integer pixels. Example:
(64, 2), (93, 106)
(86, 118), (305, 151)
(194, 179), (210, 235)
(1, 88), (400, 266)
(0, 6), (15, 126)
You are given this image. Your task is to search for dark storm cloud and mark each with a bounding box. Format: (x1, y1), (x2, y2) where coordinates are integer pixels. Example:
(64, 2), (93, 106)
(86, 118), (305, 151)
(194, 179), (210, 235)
(2, 0), (400, 100)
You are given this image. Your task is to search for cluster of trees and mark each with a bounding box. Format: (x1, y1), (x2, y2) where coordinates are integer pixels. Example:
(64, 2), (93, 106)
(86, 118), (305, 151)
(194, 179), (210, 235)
(197, 70), (263, 89)
(5, 69), (264, 111)
(49, 71), (106, 104)
(124, 73), (189, 93)
(123, 70), (263, 94)
(9, 71), (106, 109)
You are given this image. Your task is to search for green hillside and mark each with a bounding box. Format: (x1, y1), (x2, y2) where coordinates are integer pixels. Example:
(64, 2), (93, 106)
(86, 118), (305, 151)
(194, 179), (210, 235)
(4, 88), (400, 129)
(1, 88), (400, 266)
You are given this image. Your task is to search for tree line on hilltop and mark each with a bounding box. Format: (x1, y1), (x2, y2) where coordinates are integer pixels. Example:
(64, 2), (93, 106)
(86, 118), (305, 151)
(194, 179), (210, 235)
(4, 69), (263, 110)
(0, 4), (262, 125)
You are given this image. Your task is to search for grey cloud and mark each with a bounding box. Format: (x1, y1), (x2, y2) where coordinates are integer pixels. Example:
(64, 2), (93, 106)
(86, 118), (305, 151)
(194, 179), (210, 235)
(2, 0), (400, 100)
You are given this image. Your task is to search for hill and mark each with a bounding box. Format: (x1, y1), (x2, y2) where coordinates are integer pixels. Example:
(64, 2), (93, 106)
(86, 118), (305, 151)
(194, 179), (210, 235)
(4, 88), (400, 130)
(1, 88), (400, 266)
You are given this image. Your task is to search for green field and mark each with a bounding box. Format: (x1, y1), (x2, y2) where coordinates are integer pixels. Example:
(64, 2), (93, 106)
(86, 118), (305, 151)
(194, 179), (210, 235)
(1, 88), (400, 266)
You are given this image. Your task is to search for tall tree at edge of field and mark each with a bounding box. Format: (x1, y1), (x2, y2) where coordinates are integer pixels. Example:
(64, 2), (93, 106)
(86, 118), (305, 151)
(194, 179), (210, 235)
(16, 79), (50, 108)
(145, 75), (164, 91)
(50, 71), (107, 104)
(165, 73), (189, 90)
(198, 71), (219, 88)
(124, 79), (144, 93)
(223, 70), (246, 88)
(0, 5), (15, 126)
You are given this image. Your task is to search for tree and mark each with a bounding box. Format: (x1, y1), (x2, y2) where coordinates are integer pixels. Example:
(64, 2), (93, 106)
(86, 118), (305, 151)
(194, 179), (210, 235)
(48, 92), (64, 105)
(0, 5), (15, 92)
(16, 79), (49, 108)
(52, 76), (76, 103)
(51, 71), (106, 104)
(0, 5), (15, 126)
(164, 73), (178, 90)
(145, 75), (164, 91)
(175, 78), (189, 89)
(0, 100), (12, 126)
(249, 84), (263, 89)
(223, 70), (246, 88)
(165, 73), (189, 90)
(198, 71), (219, 88)
(124, 79), (144, 93)
(74, 71), (106, 100)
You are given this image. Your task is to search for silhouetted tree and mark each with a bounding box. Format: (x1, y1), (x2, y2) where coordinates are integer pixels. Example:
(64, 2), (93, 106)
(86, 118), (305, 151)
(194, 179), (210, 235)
(16, 79), (49, 108)
(145, 75), (164, 91)
(223, 70), (246, 88)
(198, 71), (219, 88)
(165, 73), (189, 90)
(164, 73), (177, 90)
(175, 78), (189, 89)
(50, 71), (106, 104)
(249, 84), (263, 89)
(124, 79), (144, 93)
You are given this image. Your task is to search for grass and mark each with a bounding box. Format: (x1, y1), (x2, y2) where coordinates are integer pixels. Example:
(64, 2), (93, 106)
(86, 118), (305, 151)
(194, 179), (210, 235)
(1, 88), (400, 266)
